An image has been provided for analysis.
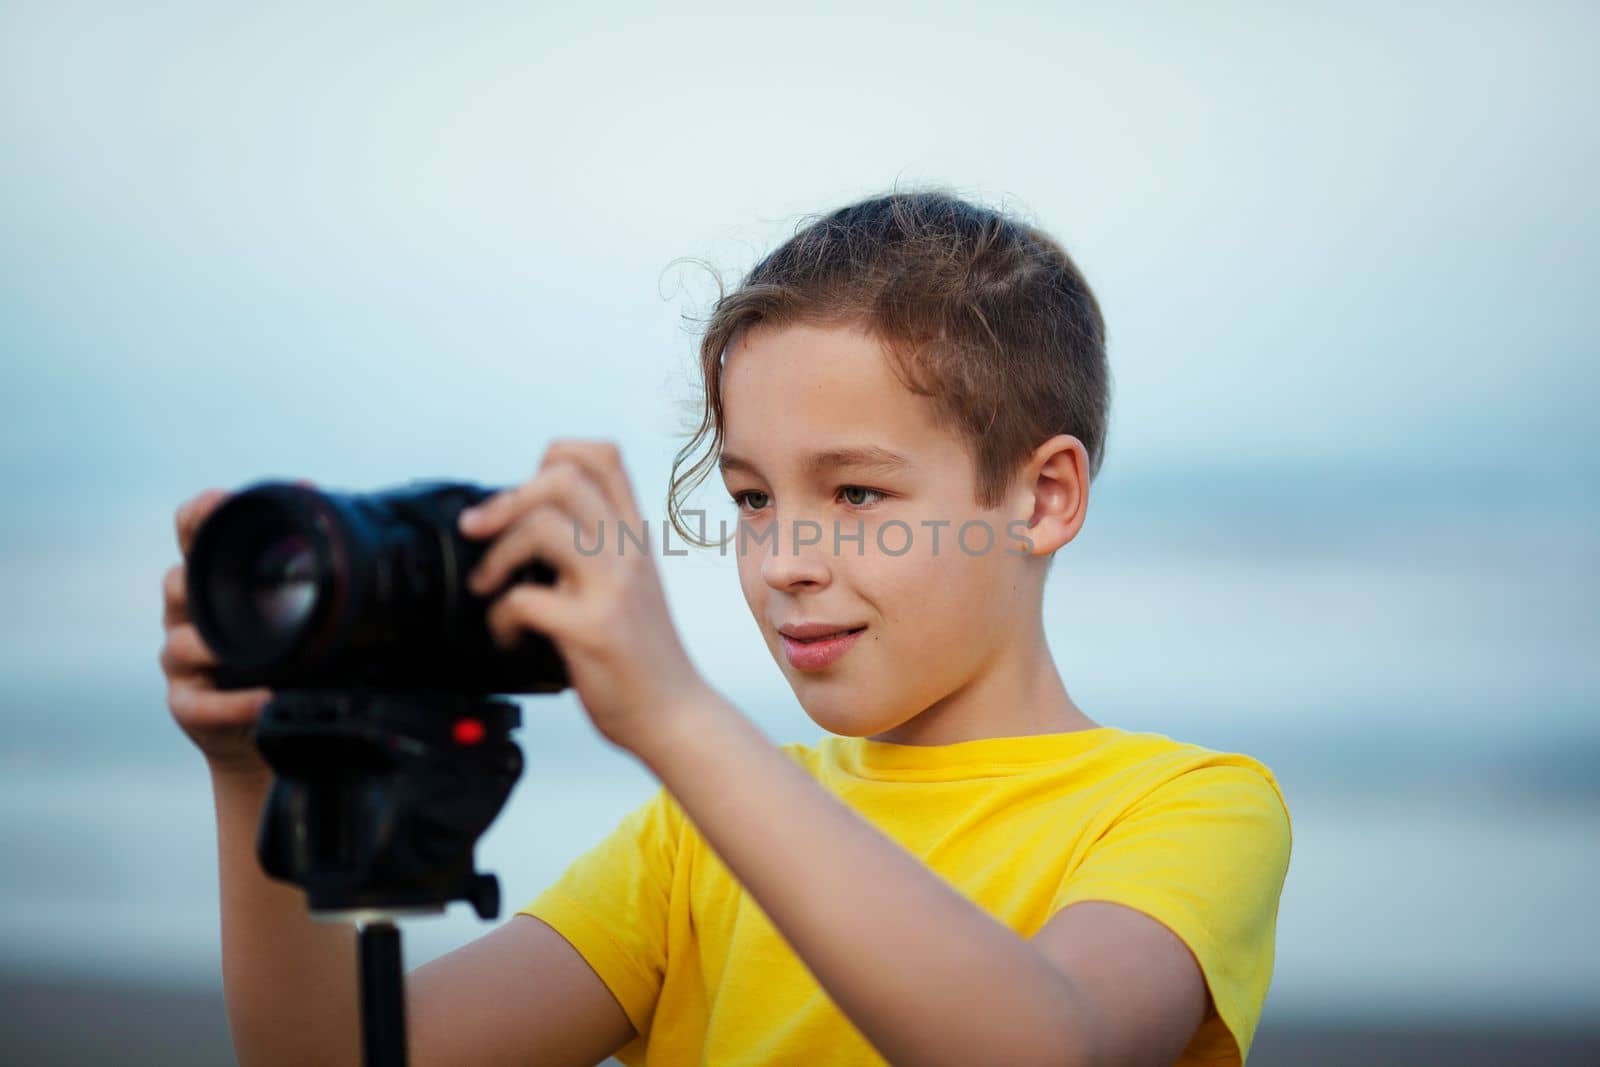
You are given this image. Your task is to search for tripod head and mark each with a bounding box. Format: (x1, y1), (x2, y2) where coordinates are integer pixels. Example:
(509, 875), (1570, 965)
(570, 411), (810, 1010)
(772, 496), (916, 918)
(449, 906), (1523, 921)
(253, 688), (523, 921)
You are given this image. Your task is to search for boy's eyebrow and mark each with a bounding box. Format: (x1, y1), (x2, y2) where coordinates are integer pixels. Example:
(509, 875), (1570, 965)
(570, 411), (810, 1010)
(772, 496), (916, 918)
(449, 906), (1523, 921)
(719, 446), (915, 478)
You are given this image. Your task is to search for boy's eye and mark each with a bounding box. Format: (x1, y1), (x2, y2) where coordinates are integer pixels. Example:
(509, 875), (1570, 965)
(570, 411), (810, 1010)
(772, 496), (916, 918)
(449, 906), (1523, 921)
(839, 485), (885, 507)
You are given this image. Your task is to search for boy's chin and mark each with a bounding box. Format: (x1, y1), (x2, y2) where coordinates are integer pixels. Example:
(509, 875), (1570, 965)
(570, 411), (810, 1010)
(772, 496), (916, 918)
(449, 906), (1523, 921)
(796, 697), (914, 739)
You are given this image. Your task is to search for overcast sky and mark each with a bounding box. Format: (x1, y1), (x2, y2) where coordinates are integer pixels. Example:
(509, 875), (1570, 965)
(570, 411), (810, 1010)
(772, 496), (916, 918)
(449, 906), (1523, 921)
(2, 1), (1595, 746)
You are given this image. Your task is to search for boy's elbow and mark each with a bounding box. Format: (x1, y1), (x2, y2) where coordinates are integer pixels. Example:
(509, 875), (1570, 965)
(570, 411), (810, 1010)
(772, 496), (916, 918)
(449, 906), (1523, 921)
(1058, 1020), (1100, 1067)
(1002, 1026), (1092, 1067)
(1031, 980), (1099, 1067)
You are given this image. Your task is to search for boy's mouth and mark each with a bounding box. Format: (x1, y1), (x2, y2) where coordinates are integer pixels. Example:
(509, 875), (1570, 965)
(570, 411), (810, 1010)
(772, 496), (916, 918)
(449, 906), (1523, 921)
(778, 625), (868, 671)
(779, 623), (868, 643)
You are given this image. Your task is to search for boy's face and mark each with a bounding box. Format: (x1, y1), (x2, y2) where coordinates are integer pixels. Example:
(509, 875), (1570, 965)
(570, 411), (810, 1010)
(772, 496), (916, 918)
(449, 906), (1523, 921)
(718, 321), (1040, 741)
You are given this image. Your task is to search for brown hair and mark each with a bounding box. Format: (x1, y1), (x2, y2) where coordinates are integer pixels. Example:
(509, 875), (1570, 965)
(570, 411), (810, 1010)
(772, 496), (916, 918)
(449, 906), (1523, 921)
(667, 187), (1110, 548)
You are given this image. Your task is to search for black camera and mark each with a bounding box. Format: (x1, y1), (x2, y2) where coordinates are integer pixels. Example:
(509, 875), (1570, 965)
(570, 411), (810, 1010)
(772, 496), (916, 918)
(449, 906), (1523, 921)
(185, 478), (570, 694)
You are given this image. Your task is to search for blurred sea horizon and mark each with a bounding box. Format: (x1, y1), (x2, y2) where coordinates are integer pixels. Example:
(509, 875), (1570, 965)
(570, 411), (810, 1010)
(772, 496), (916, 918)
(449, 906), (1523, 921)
(4, 706), (1597, 1025)
(4, 461), (1597, 1024)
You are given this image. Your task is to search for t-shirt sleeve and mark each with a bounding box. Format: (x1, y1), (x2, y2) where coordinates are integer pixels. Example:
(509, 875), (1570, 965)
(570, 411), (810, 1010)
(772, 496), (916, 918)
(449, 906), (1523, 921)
(515, 783), (683, 1039)
(1049, 760), (1293, 1064)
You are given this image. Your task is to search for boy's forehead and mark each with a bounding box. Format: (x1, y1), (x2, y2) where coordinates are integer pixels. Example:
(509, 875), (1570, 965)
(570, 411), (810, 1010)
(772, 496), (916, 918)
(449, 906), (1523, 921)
(721, 323), (944, 447)
(723, 321), (892, 388)
(719, 329), (974, 482)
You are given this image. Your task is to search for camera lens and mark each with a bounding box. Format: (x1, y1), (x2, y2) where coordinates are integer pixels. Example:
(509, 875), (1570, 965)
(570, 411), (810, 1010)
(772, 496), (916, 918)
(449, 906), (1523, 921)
(251, 533), (318, 637)
(188, 479), (569, 693)
(187, 486), (342, 669)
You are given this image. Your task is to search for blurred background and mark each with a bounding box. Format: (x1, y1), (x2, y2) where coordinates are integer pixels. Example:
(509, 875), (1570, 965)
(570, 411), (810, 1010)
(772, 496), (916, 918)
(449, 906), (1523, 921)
(2, 2), (1595, 1064)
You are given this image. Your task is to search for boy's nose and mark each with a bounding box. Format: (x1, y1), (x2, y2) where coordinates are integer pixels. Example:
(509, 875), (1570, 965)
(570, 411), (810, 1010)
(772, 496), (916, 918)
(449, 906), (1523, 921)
(758, 519), (834, 592)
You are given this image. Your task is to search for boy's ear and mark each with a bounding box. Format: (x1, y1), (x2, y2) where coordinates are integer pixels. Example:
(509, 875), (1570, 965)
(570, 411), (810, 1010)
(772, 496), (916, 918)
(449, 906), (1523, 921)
(1013, 434), (1089, 556)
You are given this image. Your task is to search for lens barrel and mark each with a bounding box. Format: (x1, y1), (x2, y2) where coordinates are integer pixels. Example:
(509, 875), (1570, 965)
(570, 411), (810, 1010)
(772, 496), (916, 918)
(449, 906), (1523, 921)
(186, 480), (569, 694)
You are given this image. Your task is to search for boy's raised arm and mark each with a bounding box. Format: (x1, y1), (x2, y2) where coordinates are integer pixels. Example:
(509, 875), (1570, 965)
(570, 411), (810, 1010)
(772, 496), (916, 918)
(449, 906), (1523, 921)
(405, 913), (636, 1066)
(630, 691), (1103, 1067)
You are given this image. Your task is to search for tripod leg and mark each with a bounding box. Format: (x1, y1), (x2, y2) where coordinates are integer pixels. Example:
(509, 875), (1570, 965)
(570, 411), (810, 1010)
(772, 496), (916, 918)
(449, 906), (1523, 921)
(358, 921), (408, 1067)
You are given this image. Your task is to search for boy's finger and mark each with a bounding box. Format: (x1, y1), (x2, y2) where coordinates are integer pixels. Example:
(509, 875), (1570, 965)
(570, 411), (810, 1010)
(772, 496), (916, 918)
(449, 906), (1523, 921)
(159, 623), (220, 678)
(469, 505), (582, 596)
(459, 489), (510, 538)
(541, 440), (643, 529)
(162, 563), (190, 629)
(486, 581), (576, 650)
(176, 489), (228, 557)
(168, 681), (272, 727)
(461, 465), (602, 541)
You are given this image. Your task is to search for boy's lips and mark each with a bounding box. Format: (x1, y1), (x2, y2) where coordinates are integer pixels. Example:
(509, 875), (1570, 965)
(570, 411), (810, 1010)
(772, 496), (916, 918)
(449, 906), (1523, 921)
(778, 624), (867, 671)
(778, 621), (867, 641)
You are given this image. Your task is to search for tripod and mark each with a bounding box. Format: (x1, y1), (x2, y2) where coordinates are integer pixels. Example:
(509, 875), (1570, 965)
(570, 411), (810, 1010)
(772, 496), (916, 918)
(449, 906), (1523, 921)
(253, 688), (524, 1067)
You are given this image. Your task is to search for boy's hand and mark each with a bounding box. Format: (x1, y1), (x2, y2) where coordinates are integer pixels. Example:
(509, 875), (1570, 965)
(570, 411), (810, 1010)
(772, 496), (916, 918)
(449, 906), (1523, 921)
(160, 485), (304, 776)
(459, 440), (709, 754)
(160, 483), (320, 777)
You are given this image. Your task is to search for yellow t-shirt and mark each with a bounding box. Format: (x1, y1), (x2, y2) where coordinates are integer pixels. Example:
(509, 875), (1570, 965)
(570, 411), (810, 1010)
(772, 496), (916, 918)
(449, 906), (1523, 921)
(518, 726), (1293, 1065)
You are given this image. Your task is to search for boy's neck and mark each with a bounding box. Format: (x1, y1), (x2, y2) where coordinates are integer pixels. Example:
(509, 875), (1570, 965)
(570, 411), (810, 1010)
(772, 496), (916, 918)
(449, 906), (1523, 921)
(866, 625), (1100, 747)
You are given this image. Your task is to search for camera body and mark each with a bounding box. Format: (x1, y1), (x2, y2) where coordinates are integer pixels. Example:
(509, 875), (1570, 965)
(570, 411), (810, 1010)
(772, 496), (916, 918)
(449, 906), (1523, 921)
(186, 478), (569, 695)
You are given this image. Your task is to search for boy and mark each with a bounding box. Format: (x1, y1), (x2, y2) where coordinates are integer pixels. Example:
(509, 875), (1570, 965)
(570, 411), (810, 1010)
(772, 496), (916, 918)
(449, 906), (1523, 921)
(163, 190), (1290, 1065)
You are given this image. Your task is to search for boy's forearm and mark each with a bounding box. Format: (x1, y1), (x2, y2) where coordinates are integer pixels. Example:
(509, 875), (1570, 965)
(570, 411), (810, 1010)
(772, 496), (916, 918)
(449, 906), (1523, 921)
(210, 765), (362, 1067)
(633, 691), (1093, 1067)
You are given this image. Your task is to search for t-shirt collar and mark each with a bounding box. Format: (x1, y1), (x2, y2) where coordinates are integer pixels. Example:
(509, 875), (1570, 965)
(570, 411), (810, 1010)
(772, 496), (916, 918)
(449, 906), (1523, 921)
(820, 726), (1125, 782)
